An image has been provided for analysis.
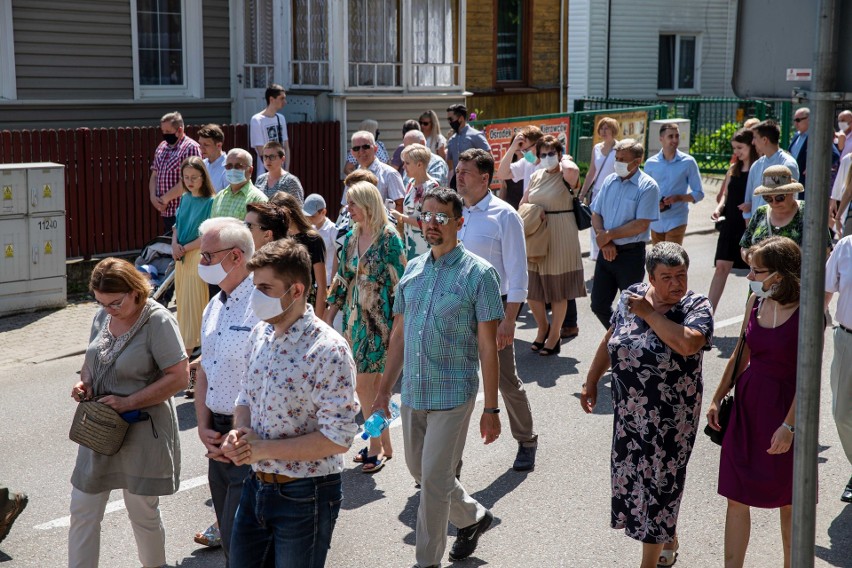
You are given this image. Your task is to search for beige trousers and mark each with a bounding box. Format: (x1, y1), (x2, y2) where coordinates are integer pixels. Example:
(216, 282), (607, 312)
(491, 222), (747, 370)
(402, 398), (487, 567)
(831, 327), (852, 465)
(68, 487), (166, 568)
(498, 342), (537, 445)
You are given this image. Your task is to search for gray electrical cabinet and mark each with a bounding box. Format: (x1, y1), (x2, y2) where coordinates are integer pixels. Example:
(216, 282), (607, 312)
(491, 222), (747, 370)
(0, 162), (67, 316)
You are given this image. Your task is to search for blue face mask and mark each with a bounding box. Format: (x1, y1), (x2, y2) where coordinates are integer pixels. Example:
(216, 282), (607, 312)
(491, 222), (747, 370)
(226, 168), (246, 185)
(523, 150), (537, 164)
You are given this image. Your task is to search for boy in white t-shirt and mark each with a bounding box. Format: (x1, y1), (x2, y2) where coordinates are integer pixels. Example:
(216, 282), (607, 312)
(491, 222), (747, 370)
(250, 84), (291, 175)
(303, 194), (338, 287)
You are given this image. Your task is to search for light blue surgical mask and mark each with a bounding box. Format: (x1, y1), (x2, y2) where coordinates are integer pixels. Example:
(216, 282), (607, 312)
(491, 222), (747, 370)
(226, 168), (246, 185)
(523, 150), (537, 164)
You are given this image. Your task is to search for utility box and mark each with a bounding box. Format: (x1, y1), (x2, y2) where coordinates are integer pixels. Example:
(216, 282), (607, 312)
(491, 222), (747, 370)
(0, 163), (67, 316)
(646, 119), (692, 156)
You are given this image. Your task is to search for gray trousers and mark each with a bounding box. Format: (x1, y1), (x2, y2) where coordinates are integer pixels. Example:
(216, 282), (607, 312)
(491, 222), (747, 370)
(831, 327), (852, 465)
(210, 413), (252, 564)
(498, 342), (537, 445)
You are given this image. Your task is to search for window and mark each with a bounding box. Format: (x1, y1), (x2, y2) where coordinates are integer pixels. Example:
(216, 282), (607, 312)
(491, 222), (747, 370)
(292, 0), (330, 87)
(658, 34), (699, 92)
(496, 0), (527, 84)
(244, 0), (275, 88)
(130, 0), (203, 98)
(411, 0), (459, 88)
(0, 0), (15, 100)
(348, 0), (401, 87)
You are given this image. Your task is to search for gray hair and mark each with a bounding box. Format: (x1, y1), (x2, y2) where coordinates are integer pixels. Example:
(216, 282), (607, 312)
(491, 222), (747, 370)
(614, 138), (644, 160)
(404, 130), (427, 146)
(351, 130), (376, 145)
(358, 119), (379, 136)
(796, 107), (810, 118)
(198, 217), (255, 262)
(646, 242), (690, 275)
(160, 111), (183, 129)
(227, 147), (253, 168)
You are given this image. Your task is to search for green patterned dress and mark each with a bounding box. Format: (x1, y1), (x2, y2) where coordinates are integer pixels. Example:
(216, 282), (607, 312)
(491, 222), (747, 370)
(328, 225), (406, 374)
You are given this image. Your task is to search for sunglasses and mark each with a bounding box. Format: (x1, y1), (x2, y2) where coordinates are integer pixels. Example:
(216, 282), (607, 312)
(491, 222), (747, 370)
(762, 194), (788, 203)
(793, 117), (808, 123)
(93, 293), (128, 310)
(539, 151), (558, 158)
(200, 247), (235, 264)
(224, 163), (248, 170)
(421, 211), (458, 225)
(261, 154), (282, 161)
(244, 221), (267, 232)
(419, 121), (431, 126)
(352, 144), (373, 152)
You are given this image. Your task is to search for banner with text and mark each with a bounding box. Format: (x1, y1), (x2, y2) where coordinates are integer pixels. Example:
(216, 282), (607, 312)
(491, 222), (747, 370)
(592, 111), (648, 145)
(481, 115), (571, 188)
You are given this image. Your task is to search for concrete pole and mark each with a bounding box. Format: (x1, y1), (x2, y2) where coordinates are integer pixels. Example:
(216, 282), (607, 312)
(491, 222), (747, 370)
(792, 0), (839, 565)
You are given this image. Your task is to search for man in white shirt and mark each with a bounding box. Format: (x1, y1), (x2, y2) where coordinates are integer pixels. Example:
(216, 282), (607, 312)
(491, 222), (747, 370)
(197, 124), (229, 192)
(303, 193), (338, 287)
(194, 217), (259, 564)
(250, 84), (290, 175)
(348, 130), (405, 210)
(455, 148), (538, 472)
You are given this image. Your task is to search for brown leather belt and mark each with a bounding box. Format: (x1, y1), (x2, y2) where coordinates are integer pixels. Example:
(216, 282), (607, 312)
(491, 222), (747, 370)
(254, 471), (299, 485)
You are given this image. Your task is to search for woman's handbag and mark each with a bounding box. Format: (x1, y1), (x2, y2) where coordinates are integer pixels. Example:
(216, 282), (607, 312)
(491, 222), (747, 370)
(704, 331), (746, 446)
(69, 399), (129, 456)
(568, 185), (593, 231)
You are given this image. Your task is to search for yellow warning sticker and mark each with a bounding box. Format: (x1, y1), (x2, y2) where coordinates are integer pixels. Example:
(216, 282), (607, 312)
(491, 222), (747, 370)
(43, 184), (52, 198)
(2, 186), (11, 200)
(4, 244), (13, 258)
(44, 240), (53, 254)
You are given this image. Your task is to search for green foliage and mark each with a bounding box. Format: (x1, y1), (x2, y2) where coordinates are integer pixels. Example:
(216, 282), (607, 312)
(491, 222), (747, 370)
(690, 121), (740, 158)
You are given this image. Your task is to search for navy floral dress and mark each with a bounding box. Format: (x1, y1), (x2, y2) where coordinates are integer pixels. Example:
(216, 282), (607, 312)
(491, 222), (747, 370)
(607, 283), (713, 543)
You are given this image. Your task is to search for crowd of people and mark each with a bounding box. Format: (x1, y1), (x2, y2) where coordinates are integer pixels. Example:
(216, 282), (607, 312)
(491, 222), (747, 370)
(0, 90), (841, 568)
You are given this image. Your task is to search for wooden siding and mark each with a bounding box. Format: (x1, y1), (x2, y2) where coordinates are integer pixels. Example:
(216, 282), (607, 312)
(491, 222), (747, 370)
(203, 0), (231, 100)
(466, 88), (561, 121)
(12, 0), (134, 100)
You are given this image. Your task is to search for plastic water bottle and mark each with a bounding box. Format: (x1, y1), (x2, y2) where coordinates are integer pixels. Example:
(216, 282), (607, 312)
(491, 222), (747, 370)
(361, 400), (400, 440)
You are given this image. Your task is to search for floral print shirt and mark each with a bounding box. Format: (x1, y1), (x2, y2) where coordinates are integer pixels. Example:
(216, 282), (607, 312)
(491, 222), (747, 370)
(235, 305), (360, 477)
(740, 201), (832, 251)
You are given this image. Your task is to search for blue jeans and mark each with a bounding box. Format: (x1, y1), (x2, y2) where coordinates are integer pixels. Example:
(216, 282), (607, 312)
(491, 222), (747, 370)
(229, 473), (342, 568)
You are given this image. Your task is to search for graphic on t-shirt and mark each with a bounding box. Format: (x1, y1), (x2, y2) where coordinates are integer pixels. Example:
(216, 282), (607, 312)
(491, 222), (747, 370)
(265, 124), (282, 143)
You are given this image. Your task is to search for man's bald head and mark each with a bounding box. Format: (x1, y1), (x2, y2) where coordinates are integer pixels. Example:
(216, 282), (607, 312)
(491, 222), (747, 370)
(403, 130), (427, 147)
(840, 110), (852, 123)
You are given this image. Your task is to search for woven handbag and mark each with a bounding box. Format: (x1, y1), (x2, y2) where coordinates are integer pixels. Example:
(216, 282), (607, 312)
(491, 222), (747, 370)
(69, 400), (129, 456)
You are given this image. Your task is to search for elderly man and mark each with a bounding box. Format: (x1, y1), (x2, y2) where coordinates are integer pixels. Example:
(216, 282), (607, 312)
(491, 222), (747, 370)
(644, 123), (703, 245)
(455, 148), (539, 471)
(223, 238), (359, 567)
(149, 111), (201, 231)
(374, 187), (503, 567)
(403, 129), (449, 186)
(742, 120), (800, 221)
(446, 103), (490, 187)
(193, 217), (258, 564)
(590, 139), (660, 328)
(347, 130), (405, 209)
(210, 149), (268, 220)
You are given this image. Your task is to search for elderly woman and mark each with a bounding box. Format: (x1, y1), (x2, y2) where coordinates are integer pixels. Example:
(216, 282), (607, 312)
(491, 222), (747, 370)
(707, 236), (801, 568)
(69, 258), (188, 568)
(325, 181), (406, 473)
(579, 117), (619, 262)
(520, 134), (585, 355)
(581, 242), (713, 568)
(390, 143), (440, 259)
(255, 140), (304, 203)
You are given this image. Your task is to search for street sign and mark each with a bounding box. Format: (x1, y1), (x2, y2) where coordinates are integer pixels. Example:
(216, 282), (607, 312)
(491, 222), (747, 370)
(732, 0), (852, 98)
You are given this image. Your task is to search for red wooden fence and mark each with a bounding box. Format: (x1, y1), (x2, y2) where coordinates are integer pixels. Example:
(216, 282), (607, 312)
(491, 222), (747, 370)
(0, 122), (341, 259)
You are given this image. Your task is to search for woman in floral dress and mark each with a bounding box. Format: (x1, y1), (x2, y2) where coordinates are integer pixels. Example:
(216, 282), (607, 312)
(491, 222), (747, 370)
(581, 242), (714, 568)
(325, 181), (406, 473)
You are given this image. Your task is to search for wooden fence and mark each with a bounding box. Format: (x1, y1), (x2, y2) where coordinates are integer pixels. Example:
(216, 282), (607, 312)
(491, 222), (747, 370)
(0, 122), (341, 259)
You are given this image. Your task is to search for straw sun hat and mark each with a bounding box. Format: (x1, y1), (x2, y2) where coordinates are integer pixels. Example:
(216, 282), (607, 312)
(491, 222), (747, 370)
(753, 165), (804, 196)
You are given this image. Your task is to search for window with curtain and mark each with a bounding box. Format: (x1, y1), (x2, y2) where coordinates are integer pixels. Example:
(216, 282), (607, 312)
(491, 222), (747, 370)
(348, 0), (400, 87)
(496, 0), (524, 83)
(658, 34), (698, 92)
(244, 0), (275, 88)
(411, 0), (458, 88)
(292, 0), (329, 86)
(137, 0), (184, 86)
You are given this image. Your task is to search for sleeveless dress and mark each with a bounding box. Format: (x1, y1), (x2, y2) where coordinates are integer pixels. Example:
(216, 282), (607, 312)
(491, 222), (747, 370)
(718, 302), (799, 508)
(714, 173), (748, 268)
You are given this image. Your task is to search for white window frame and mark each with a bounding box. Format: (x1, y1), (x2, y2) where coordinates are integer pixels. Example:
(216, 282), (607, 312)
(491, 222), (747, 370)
(657, 33), (701, 96)
(130, 0), (204, 99)
(0, 0), (17, 100)
(289, 0), (331, 89)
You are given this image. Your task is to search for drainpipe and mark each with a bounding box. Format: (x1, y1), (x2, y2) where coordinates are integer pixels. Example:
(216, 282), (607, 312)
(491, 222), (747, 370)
(605, 0), (612, 98)
(559, 0), (565, 112)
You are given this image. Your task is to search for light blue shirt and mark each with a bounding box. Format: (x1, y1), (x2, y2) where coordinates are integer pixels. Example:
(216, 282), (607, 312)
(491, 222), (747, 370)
(743, 149), (800, 220)
(204, 153), (228, 192)
(643, 150), (704, 232)
(591, 170), (660, 245)
(402, 154), (449, 187)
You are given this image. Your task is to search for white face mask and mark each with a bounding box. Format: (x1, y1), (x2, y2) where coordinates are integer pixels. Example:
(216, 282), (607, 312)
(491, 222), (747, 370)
(250, 285), (295, 321)
(614, 160), (632, 178)
(749, 273), (776, 299)
(539, 154), (559, 170)
(225, 168), (246, 185)
(840, 122), (849, 132)
(197, 256), (235, 285)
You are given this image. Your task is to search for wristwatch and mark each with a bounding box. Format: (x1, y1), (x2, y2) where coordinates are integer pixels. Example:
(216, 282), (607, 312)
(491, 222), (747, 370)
(483, 407), (500, 414)
(782, 422), (795, 433)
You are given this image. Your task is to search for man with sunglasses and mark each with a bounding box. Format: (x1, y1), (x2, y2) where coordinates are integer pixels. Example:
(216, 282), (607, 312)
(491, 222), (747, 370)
(210, 148), (268, 221)
(347, 130), (405, 211)
(192, 217), (259, 565)
(374, 187), (504, 567)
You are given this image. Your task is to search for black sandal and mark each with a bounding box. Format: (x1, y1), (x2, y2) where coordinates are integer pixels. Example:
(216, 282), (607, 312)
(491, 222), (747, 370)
(353, 447), (368, 463)
(530, 325), (550, 352)
(539, 340), (561, 356)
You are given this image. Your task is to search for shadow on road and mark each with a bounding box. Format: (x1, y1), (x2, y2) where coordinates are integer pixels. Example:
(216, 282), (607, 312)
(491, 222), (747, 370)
(175, 399), (198, 431)
(515, 344), (580, 389)
(168, 546), (224, 567)
(570, 373), (614, 415)
(0, 550), (11, 563)
(815, 504), (852, 567)
(712, 334), (739, 360)
(341, 465), (386, 511)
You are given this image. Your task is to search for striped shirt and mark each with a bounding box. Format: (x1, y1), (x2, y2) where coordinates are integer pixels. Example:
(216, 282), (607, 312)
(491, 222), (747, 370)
(151, 136), (201, 217)
(210, 182), (268, 220)
(394, 243), (504, 410)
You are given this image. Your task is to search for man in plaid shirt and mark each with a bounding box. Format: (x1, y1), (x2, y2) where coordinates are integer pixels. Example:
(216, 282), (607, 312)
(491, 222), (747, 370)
(149, 111), (201, 232)
(374, 187), (503, 568)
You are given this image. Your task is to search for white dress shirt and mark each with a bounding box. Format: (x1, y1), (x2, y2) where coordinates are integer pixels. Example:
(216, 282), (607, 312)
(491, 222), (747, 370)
(458, 191), (528, 303)
(826, 236), (852, 328)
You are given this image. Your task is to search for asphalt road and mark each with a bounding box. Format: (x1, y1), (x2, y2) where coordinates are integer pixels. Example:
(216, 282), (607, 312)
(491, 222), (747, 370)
(0, 229), (850, 567)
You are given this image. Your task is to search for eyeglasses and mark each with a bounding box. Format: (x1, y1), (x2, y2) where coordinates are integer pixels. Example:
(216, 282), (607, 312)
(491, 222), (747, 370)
(419, 121), (431, 127)
(351, 144), (373, 152)
(421, 211), (458, 225)
(262, 154), (282, 161)
(200, 247), (235, 263)
(794, 117), (808, 123)
(182, 175), (201, 183)
(93, 293), (128, 310)
(224, 163), (249, 170)
(539, 151), (558, 158)
(244, 221), (267, 232)
(762, 194), (788, 203)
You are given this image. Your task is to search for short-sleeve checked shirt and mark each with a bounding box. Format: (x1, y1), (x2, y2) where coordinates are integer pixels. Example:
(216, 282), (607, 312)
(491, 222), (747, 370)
(151, 136), (202, 217)
(210, 181), (268, 220)
(393, 243), (504, 411)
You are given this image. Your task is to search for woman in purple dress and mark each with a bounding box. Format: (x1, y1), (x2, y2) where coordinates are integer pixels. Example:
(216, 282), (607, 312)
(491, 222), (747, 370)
(581, 242), (713, 568)
(706, 236), (801, 568)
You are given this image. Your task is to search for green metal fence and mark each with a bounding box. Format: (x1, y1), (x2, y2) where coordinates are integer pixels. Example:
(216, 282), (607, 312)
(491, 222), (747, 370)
(569, 105), (669, 163)
(574, 97), (794, 173)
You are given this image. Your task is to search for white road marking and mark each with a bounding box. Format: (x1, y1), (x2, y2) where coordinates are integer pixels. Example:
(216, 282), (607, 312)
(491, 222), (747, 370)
(715, 314), (744, 330)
